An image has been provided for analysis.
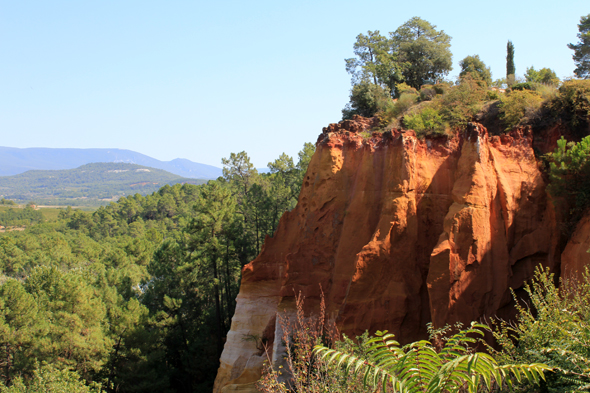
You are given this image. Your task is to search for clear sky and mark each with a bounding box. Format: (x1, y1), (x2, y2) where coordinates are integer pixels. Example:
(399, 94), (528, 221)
(1, 1), (588, 168)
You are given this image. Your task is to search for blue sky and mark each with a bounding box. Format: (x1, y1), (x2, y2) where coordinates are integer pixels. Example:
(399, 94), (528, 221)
(1, 1), (588, 167)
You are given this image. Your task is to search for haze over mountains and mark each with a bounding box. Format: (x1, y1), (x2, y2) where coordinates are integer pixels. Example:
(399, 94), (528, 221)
(0, 146), (224, 179)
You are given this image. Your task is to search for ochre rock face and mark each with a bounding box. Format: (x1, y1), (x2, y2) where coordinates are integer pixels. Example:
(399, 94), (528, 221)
(561, 214), (590, 282)
(213, 118), (559, 393)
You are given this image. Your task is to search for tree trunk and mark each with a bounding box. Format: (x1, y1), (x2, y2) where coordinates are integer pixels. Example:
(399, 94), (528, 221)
(212, 250), (224, 358)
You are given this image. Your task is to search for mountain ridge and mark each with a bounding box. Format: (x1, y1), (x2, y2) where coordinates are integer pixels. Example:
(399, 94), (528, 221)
(0, 146), (223, 179)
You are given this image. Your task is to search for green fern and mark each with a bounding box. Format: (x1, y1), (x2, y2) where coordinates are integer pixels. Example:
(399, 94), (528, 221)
(314, 322), (550, 393)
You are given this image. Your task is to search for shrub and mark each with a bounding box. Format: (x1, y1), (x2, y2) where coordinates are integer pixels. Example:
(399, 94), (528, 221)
(0, 363), (102, 392)
(499, 90), (543, 130)
(512, 82), (534, 91)
(487, 90), (501, 100)
(256, 292), (367, 393)
(342, 81), (392, 120)
(437, 74), (489, 128)
(419, 85), (437, 101)
(533, 83), (558, 101)
(545, 79), (590, 134)
(394, 82), (419, 98)
(376, 92), (418, 127)
(546, 136), (590, 227)
(489, 267), (590, 392)
(403, 106), (448, 137)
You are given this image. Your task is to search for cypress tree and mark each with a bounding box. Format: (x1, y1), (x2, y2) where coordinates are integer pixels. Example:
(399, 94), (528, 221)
(506, 40), (515, 78)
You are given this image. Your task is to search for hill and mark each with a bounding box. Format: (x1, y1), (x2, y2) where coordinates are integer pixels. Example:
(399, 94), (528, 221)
(0, 146), (223, 179)
(0, 162), (207, 206)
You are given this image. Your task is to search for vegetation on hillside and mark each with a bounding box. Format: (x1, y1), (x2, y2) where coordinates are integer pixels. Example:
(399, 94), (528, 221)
(0, 144), (314, 392)
(2, 11), (590, 393)
(0, 163), (206, 206)
(341, 14), (590, 141)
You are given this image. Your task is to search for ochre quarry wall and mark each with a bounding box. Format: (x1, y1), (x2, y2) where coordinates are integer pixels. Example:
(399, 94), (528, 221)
(213, 117), (560, 392)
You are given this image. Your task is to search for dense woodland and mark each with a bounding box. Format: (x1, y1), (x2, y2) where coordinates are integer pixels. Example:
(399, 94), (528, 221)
(0, 143), (314, 392)
(1, 12), (590, 393)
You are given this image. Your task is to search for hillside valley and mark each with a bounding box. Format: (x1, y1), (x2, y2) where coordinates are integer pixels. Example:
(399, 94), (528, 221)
(0, 162), (206, 206)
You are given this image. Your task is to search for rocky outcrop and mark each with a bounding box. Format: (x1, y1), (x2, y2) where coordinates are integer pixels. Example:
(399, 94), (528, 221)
(213, 118), (559, 392)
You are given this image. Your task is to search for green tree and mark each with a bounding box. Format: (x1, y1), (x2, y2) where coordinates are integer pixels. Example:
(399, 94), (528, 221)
(186, 181), (236, 359)
(345, 30), (390, 86)
(524, 66), (559, 85)
(390, 17), (452, 89)
(506, 40), (515, 82)
(0, 281), (38, 385)
(24, 267), (111, 380)
(568, 14), (590, 79)
(459, 55), (492, 86)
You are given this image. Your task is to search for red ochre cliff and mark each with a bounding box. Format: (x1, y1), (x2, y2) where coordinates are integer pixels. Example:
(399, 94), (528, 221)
(213, 116), (562, 392)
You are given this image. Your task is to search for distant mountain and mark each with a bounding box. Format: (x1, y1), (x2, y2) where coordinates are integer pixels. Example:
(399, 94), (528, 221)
(0, 147), (223, 179)
(0, 162), (207, 206)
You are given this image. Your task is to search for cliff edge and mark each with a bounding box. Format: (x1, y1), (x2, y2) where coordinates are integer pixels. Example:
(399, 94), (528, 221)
(213, 117), (561, 392)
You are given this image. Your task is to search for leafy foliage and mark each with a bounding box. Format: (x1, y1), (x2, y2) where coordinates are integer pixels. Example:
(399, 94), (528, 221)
(568, 13), (590, 79)
(459, 55), (492, 86)
(315, 323), (548, 393)
(525, 66), (559, 85)
(546, 136), (590, 227)
(343, 17), (452, 118)
(489, 267), (590, 392)
(544, 79), (590, 133)
(342, 81), (392, 119)
(0, 363), (102, 393)
(391, 17), (453, 90)
(436, 74), (489, 128)
(403, 107), (448, 137)
(499, 90), (544, 130)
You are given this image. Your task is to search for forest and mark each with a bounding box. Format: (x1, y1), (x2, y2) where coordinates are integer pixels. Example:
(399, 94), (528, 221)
(1, 12), (590, 393)
(0, 143), (314, 392)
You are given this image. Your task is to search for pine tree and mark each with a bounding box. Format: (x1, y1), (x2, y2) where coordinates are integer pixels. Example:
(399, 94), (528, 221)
(568, 14), (590, 79)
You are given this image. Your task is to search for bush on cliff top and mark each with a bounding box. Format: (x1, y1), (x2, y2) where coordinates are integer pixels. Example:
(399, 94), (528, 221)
(499, 90), (544, 131)
(545, 79), (590, 135)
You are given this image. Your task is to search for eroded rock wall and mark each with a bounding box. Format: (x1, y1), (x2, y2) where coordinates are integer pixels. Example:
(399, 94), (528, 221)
(213, 118), (559, 392)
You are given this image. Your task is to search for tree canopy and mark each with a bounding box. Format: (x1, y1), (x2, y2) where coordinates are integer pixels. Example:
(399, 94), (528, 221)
(569, 13), (590, 79)
(459, 55), (492, 86)
(343, 17), (452, 118)
(524, 66), (559, 85)
(390, 17), (452, 89)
